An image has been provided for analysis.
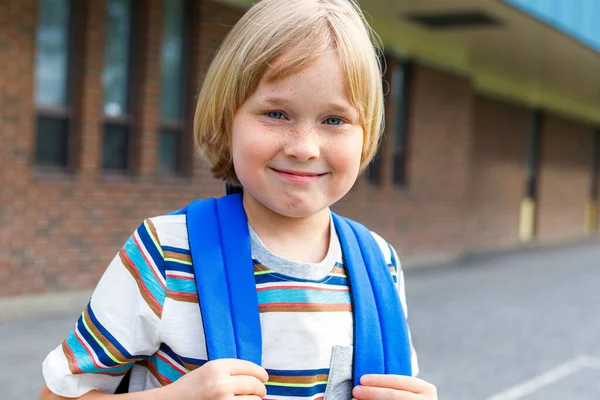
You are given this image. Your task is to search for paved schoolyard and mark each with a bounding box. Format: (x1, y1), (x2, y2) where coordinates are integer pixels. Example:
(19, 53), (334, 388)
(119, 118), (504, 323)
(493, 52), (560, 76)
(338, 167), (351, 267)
(408, 241), (600, 400)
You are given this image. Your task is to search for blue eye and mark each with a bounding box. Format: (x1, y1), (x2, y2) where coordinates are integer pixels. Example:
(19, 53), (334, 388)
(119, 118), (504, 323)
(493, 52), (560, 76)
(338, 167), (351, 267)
(266, 111), (285, 120)
(326, 117), (343, 126)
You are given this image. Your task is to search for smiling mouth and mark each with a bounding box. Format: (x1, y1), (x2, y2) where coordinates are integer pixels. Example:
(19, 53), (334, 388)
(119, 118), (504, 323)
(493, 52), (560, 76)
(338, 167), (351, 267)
(271, 168), (325, 177)
(270, 168), (327, 183)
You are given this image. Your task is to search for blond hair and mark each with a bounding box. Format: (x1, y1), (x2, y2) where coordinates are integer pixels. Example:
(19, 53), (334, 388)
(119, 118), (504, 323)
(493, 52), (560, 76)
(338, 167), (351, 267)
(194, 0), (384, 182)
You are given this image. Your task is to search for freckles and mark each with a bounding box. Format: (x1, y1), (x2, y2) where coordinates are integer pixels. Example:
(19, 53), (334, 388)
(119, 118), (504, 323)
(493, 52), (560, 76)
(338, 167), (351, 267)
(297, 127), (309, 139)
(287, 125), (311, 140)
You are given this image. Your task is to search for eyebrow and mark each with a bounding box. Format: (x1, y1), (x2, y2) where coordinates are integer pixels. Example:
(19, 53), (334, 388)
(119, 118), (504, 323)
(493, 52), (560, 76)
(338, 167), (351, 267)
(259, 96), (356, 115)
(260, 97), (292, 107)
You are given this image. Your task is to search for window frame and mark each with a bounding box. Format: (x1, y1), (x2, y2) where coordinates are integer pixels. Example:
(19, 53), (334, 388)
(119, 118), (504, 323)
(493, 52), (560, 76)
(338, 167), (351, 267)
(100, 0), (140, 175)
(157, 0), (194, 178)
(34, 0), (85, 174)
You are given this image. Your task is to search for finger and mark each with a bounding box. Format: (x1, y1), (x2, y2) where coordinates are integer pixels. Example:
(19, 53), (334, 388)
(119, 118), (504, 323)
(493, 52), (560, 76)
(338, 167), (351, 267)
(232, 375), (268, 397)
(217, 359), (269, 382)
(360, 374), (430, 393)
(353, 385), (419, 400)
(235, 397), (264, 400)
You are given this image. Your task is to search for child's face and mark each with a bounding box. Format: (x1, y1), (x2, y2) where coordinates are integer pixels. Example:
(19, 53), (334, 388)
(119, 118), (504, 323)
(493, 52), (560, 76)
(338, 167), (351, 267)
(231, 48), (364, 218)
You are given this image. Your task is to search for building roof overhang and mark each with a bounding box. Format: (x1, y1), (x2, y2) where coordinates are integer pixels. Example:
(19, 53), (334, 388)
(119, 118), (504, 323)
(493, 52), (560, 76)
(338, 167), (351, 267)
(217, 0), (600, 125)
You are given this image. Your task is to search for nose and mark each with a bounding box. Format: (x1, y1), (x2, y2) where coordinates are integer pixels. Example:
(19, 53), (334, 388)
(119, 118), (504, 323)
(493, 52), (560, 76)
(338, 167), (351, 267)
(283, 124), (320, 161)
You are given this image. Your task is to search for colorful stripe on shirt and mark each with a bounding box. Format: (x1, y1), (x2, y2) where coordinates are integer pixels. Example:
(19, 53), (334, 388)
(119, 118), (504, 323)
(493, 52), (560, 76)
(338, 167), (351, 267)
(164, 246), (198, 303)
(138, 342), (209, 386)
(140, 343), (190, 386)
(263, 368), (329, 399)
(119, 220), (166, 318)
(62, 303), (148, 375)
(161, 251), (395, 306)
(254, 261), (352, 313)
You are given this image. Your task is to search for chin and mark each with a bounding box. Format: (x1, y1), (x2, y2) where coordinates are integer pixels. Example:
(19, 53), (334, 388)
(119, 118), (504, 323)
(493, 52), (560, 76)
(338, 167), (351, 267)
(258, 193), (327, 218)
(272, 200), (324, 219)
(278, 207), (322, 219)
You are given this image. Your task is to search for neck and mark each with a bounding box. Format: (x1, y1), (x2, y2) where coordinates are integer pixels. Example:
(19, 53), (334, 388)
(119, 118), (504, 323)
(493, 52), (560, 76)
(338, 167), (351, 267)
(243, 193), (331, 263)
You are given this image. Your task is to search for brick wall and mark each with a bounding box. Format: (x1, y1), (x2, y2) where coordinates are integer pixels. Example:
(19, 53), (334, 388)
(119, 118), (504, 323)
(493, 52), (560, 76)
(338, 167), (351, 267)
(335, 64), (474, 261)
(466, 95), (528, 250)
(3, 0), (481, 298)
(2, 0), (599, 298)
(1, 0), (39, 293)
(537, 115), (593, 241)
(0, 0), (243, 297)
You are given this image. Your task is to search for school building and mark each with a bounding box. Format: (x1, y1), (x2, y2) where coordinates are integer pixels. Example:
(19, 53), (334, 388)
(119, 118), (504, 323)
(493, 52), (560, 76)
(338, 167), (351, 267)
(2, 0), (600, 301)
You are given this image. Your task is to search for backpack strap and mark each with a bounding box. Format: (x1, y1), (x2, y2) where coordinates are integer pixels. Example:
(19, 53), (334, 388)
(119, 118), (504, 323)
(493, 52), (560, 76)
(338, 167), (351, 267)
(186, 194), (262, 365)
(185, 194), (410, 380)
(331, 213), (412, 385)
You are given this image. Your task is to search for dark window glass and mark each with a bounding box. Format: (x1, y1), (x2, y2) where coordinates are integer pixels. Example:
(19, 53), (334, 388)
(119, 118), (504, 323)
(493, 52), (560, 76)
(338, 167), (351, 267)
(34, 0), (72, 167)
(591, 130), (600, 200)
(36, 0), (70, 106)
(160, 0), (186, 120)
(367, 53), (387, 185)
(35, 116), (69, 165)
(367, 56), (411, 187)
(102, 123), (130, 170)
(367, 153), (382, 185)
(102, 0), (133, 172)
(393, 62), (410, 187)
(158, 0), (188, 175)
(158, 130), (180, 173)
(102, 0), (132, 117)
(526, 110), (543, 199)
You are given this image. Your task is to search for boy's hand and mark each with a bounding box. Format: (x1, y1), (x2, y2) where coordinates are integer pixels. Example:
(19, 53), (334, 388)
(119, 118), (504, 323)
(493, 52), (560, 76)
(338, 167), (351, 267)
(352, 374), (437, 400)
(162, 358), (268, 400)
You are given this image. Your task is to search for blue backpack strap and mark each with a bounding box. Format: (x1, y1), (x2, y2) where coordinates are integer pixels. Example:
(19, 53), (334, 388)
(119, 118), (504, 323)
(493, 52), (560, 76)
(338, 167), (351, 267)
(186, 194), (262, 365)
(345, 219), (412, 376)
(331, 213), (412, 385)
(216, 194), (262, 363)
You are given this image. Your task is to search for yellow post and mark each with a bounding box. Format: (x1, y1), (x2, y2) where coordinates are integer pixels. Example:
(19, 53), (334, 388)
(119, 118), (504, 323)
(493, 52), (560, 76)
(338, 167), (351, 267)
(585, 200), (598, 233)
(519, 197), (536, 242)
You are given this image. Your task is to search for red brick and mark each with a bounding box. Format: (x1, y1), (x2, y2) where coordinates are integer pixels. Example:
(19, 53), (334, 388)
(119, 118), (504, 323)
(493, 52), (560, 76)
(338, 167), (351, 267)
(537, 115), (593, 241)
(466, 96), (528, 249)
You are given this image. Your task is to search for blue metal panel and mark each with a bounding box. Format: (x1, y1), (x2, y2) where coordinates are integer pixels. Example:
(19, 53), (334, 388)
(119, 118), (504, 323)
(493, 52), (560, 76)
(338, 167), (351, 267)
(504, 0), (600, 52)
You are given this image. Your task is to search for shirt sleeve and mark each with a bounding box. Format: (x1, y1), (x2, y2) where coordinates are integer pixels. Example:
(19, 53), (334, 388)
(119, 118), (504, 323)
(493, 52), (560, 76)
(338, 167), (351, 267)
(42, 219), (166, 397)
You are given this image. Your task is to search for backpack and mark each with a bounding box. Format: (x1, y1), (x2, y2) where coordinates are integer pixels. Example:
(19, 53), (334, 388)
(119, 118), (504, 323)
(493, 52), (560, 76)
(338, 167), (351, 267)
(115, 192), (411, 393)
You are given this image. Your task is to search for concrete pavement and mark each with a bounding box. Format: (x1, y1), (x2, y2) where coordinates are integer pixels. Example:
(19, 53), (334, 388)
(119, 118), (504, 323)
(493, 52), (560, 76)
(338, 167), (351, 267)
(408, 241), (600, 400)
(1, 313), (78, 399)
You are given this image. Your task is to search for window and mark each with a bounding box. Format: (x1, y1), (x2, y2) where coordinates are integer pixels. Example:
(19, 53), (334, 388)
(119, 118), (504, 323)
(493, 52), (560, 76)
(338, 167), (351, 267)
(366, 53), (387, 185)
(366, 151), (383, 185)
(392, 61), (411, 187)
(525, 109), (543, 200)
(591, 129), (600, 201)
(34, 0), (73, 167)
(366, 55), (411, 188)
(101, 0), (134, 171)
(158, 0), (190, 175)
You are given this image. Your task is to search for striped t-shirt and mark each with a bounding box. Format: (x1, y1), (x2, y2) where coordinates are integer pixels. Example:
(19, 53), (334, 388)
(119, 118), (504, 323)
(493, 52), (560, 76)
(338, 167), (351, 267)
(42, 212), (419, 399)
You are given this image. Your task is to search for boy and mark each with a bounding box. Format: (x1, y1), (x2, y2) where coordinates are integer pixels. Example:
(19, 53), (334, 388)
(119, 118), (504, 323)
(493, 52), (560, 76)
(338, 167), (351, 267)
(40, 0), (437, 399)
